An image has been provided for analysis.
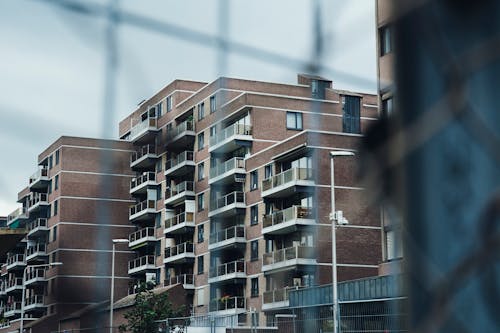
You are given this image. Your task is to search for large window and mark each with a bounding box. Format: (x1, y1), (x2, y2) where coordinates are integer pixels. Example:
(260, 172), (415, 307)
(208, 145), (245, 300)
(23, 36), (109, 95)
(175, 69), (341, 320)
(286, 112), (303, 130)
(250, 170), (258, 190)
(250, 205), (258, 225)
(251, 278), (259, 297)
(198, 224), (204, 243)
(197, 255), (204, 274)
(251, 240), (259, 261)
(198, 102), (205, 120)
(166, 96), (172, 112)
(198, 193), (205, 211)
(198, 132), (205, 151)
(198, 162), (205, 181)
(210, 95), (216, 113)
(380, 25), (393, 56)
(342, 95), (361, 134)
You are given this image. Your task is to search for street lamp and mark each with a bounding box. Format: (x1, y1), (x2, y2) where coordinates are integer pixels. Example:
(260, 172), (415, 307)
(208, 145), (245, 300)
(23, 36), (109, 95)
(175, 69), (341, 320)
(20, 261), (63, 333)
(110, 239), (129, 333)
(329, 150), (355, 333)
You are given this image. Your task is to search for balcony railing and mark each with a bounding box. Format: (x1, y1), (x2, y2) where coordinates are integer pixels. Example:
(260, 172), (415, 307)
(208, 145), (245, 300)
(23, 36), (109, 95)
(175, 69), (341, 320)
(29, 167), (49, 185)
(165, 181), (194, 199)
(129, 200), (156, 219)
(209, 191), (245, 212)
(165, 151), (195, 170)
(129, 227), (156, 246)
(209, 259), (245, 279)
(209, 123), (252, 147)
(7, 207), (28, 226)
(6, 277), (23, 291)
(6, 254), (26, 269)
(129, 117), (158, 142)
(26, 243), (47, 260)
(263, 286), (303, 305)
(164, 274), (194, 287)
(0, 320), (10, 328)
(164, 242), (194, 260)
(130, 172), (156, 191)
(25, 295), (45, 309)
(130, 144), (157, 164)
(4, 302), (22, 315)
(263, 206), (314, 229)
(28, 193), (49, 211)
(209, 157), (245, 180)
(210, 296), (246, 312)
(25, 268), (46, 284)
(262, 167), (313, 193)
(27, 218), (48, 235)
(262, 246), (316, 269)
(209, 225), (245, 246)
(167, 120), (195, 140)
(164, 212), (195, 232)
(128, 255), (155, 273)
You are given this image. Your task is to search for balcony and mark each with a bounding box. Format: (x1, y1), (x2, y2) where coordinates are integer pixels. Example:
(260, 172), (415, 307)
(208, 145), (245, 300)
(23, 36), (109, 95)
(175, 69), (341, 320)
(209, 296), (246, 314)
(164, 151), (195, 177)
(209, 124), (253, 154)
(129, 200), (157, 222)
(262, 246), (316, 273)
(24, 295), (46, 312)
(27, 218), (49, 239)
(5, 278), (23, 293)
(164, 212), (195, 236)
(209, 191), (245, 218)
(166, 120), (195, 149)
(129, 227), (157, 249)
(209, 226), (246, 251)
(261, 167), (314, 198)
(7, 207), (28, 228)
(129, 117), (159, 144)
(164, 181), (195, 207)
(28, 193), (49, 214)
(164, 274), (194, 289)
(262, 286), (303, 310)
(6, 254), (26, 271)
(208, 259), (246, 284)
(130, 172), (158, 195)
(26, 243), (48, 262)
(4, 302), (22, 317)
(163, 242), (195, 264)
(0, 282), (6, 297)
(25, 268), (46, 286)
(209, 157), (246, 185)
(262, 206), (316, 235)
(0, 320), (9, 329)
(130, 144), (158, 170)
(128, 255), (156, 275)
(29, 167), (49, 192)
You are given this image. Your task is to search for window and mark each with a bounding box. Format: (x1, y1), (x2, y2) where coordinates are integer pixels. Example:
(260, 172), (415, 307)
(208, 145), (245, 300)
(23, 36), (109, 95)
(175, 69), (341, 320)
(198, 193), (205, 211)
(54, 175), (59, 190)
(48, 180), (52, 194)
(251, 278), (259, 297)
(209, 125), (217, 137)
(198, 224), (204, 243)
(210, 95), (216, 113)
(197, 287), (205, 306)
(382, 97), (393, 116)
(198, 102), (205, 120)
(250, 205), (258, 225)
(156, 159), (163, 173)
(51, 252), (57, 264)
(156, 102), (163, 117)
(52, 226), (57, 242)
(155, 214), (162, 228)
(198, 132), (205, 151)
(264, 164), (273, 179)
(380, 25), (393, 56)
(386, 228), (403, 260)
(286, 112), (303, 130)
(250, 170), (258, 190)
(198, 162), (205, 181)
(342, 95), (361, 134)
(166, 96), (172, 112)
(49, 155), (53, 169)
(251, 240), (259, 261)
(197, 255), (204, 274)
(55, 150), (60, 165)
(53, 200), (58, 216)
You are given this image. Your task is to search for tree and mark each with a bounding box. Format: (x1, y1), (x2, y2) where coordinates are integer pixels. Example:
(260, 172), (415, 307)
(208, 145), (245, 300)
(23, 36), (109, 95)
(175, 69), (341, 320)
(119, 284), (184, 333)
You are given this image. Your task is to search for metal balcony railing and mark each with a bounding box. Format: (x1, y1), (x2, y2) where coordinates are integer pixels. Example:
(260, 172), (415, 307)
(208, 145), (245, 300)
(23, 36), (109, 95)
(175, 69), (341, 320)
(209, 225), (245, 245)
(25, 268), (46, 282)
(130, 144), (157, 164)
(129, 117), (157, 141)
(7, 207), (28, 224)
(164, 274), (194, 287)
(263, 206), (314, 228)
(129, 200), (156, 217)
(129, 227), (155, 243)
(209, 123), (252, 147)
(209, 191), (245, 211)
(210, 296), (246, 312)
(26, 243), (47, 257)
(27, 218), (48, 233)
(165, 181), (194, 199)
(6, 277), (23, 289)
(6, 254), (25, 267)
(29, 167), (49, 185)
(262, 246), (316, 266)
(263, 286), (303, 304)
(0, 319), (9, 328)
(262, 167), (313, 192)
(164, 212), (194, 230)
(165, 151), (194, 171)
(25, 295), (44, 306)
(209, 157), (245, 179)
(130, 172), (156, 190)
(209, 259), (245, 279)
(5, 302), (21, 313)
(164, 242), (194, 259)
(28, 193), (48, 208)
(128, 255), (155, 271)
(167, 120), (194, 139)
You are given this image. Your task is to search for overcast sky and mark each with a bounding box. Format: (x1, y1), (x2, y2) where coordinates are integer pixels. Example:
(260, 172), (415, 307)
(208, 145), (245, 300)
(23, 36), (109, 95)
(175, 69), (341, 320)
(0, 0), (376, 214)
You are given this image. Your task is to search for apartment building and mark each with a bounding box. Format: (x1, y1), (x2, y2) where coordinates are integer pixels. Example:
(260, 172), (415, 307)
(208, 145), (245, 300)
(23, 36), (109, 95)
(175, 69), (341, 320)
(118, 75), (382, 326)
(0, 137), (134, 333)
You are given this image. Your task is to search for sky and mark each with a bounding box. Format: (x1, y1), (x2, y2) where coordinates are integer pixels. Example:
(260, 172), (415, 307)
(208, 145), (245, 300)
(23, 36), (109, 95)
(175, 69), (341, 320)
(0, 0), (376, 214)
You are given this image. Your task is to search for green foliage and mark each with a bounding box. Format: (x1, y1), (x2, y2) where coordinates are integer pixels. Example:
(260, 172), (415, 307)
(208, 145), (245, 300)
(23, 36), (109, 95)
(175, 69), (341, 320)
(119, 283), (184, 333)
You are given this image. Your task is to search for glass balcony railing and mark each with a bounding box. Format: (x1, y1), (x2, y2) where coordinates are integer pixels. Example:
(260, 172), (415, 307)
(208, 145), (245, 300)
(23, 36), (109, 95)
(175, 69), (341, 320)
(263, 286), (303, 305)
(209, 191), (245, 211)
(128, 255), (155, 272)
(129, 117), (157, 142)
(7, 207), (28, 226)
(262, 246), (316, 267)
(6, 277), (23, 290)
(4, 302), (22, 315)
(130, 172), (156, 190)
(165, 151), (195, 172)
(165, 181), (194, 200)
(28, 193), (49, 210)
(209, 259), (246, 279)
(25, 268), (46, 283)
(209, 123), (252, 147)
(209, 226), (245, 245)
(25, 295), (45, 308)
(129, 200), (156, 218)
(6, 254), (26, 268)
(209, 296), (246, 312)
(167, 120), (195, 140)
(129, 227), (156, 244)
(26, 243), (47, 259)
(209, 157), (245, 179)
(27, 218), (48, 234)
(164, 274), (194, 287)
(130, 144), (157, 164)
(262, 167), (313, 194)
(29, 167), (49, 182)
(263, 206), (314, 229)
(164, 212), (194, 231)
(164, 242), (194, 259)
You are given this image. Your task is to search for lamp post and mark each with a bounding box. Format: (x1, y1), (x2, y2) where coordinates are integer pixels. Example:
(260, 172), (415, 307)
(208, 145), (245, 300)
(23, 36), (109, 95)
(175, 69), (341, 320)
(329, 150), (355, 333)
(110, 239), (129, 333)
(20, 261), (63, 333)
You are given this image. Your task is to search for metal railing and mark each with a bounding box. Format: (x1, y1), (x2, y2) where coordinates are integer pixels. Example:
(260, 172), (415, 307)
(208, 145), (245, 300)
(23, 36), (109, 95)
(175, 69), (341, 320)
(164, 242), (194, 258)
(5, 302), (21, 313)
(130, 172), (156, 189)
(263, 206), (314, 228)
(209, 191), (245, 211)
(165, 181), (194, 199)
(6, 254), (25, 266)
(262, 246), (315, 266)
(209, 259), (245, 278)
(262, 167), (313, 192)
(164, 211), (194, 230)
(167, 119), (194, 139)
(164, 274), (194, 287)
(209, 296), (246, 312)
(28, 193), (48, 207)
(129, 117), (157, 140)
(263, 286), (303, 304)
(129, 227), (155, 243)
(0, 320), (10, 328)
(209, 157), (245, 178)
(7, 277), (23, 289)
(7, 207), (28, 223)
(165, 151), (194, 171)
(29, 167), (49, 185)
(209, 123), (252, 147)
(25, 295), (44, 306)
(130, 144), (157, 164)
(209, 225), (245, 245)
(27, 218), (48, 233)
(25, 268), (46, 281)
(128, 255), (155, 271)
(129, 199), (156, 217)
(26, 243), (47, 257)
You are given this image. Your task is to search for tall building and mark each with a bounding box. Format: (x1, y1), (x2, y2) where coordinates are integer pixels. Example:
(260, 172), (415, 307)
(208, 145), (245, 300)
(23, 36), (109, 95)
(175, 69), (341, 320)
(0, 137), (134, 332)
(118, 75), (382, 326)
